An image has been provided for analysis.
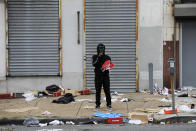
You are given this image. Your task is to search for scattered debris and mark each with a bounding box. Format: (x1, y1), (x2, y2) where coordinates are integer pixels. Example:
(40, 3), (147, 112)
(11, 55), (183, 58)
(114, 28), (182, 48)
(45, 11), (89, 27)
(128, 112), (148, 124)
(65, 121), (75, 125)
(93, 112), (123, 118)
(162, 87), (169, 96)
(23, 117), (39, 127)
(191, 104), (195, 109)
(111, 91), (119, 96)
(49, 120), (64, 125)
(178, 93), (188, 97)
(39, 123), (47, 127)
(65, 89), (80, 96)
(46, 85), (60, 94)
(153, 83), (160, 94)
(52, 93), (75, 104)
(105, 117), (123, 124)
(158, 108), (169, 114)
(192, 120), (196, 123)
(191, 95), (196, 98)
(164, 108), (178, 114)
(79, 88), (91, 95)
(120, 97), (134, 102)
(41, 111), (53, 116)
(38, 91), (51, 97)
(79, 120), (98, 124)
(53, 91), (62, 97)
(183, 86), (193, 91)
(177, 105), (192, 113)
(128, 120), (142, 125)
(160, 122), (166, 125)
(23, 93), (36, 102)
(160, 98), (172, 103)
(0, 93), (16, 99)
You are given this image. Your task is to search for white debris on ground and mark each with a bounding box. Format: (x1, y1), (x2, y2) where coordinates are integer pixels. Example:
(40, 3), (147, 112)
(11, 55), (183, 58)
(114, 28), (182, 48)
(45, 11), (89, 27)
(49, 120), (64, 125)
(39, 123), (47, 127)
(160, 98), (172, 103)
(128, 120), (142, 125)
(177, 105), (196, 113)
(23, 93), (36, 102)
(41, 111), (53, 116)
(162, 87), (169, 96)
(65, 121), (75, 125)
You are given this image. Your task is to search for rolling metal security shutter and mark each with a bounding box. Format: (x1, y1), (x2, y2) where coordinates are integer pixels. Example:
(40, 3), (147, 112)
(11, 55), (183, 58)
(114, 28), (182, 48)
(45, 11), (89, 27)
(8, 0), (60, 76)
(85, 0), (136, 92)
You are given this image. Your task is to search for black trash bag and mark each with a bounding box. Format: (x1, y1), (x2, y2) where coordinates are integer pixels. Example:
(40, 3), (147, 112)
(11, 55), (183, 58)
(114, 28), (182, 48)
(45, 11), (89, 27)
(178, 93), (188, 97)
(23, 117), (39, 127)
(46, 85), (60, 94)
(52, 93), (75, 104)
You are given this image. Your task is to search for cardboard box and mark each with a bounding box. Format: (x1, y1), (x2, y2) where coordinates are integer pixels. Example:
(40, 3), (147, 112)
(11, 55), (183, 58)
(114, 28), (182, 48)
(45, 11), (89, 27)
(128, 112), (148, 124)
(65, 89), (79, 96)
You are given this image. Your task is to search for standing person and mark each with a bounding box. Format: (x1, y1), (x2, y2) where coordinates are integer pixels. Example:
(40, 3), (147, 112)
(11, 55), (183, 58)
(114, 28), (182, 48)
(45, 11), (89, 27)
(92, 43), (112, 111)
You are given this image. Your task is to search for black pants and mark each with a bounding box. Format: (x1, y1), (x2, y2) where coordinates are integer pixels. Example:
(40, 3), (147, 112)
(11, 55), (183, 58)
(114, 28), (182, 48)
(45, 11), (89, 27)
(95, 73), (111, 107)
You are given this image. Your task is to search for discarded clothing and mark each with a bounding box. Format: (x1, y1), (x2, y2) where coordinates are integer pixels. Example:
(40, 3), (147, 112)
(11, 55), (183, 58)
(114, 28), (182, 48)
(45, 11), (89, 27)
(93, 112), (123, 118)
(52, 93), (75, 104)
(23, 117), (39, 127)
(191, 104), (195, 109)
(46, 85), (60, 94)
(178, 93), (188, 97)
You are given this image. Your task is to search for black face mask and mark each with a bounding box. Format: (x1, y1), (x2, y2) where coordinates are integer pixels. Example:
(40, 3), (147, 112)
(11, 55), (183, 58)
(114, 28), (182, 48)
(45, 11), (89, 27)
(98, 46), (105, 53)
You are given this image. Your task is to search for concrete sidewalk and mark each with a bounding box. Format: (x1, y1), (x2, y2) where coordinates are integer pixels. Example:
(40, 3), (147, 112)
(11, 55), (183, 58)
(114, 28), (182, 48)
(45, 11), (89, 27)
(1, 92), (196, 125)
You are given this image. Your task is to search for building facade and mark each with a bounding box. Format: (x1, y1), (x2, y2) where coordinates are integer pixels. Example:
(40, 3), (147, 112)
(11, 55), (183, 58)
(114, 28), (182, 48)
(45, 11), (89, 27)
(1, 0), (190, 93)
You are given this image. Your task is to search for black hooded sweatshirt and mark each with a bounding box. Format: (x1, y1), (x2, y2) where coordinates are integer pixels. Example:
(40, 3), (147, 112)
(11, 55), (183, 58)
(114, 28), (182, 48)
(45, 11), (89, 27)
(92, 44), (111, 75)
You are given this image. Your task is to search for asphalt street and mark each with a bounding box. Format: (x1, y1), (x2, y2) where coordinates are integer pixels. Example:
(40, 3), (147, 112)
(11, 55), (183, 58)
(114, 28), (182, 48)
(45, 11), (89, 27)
(1, 124), (196, 131)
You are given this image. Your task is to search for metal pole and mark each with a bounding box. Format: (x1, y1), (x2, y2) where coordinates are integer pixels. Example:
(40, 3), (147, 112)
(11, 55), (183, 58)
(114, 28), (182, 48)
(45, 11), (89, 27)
(172, 16), (177, 114)
(149, 63), (153, 94)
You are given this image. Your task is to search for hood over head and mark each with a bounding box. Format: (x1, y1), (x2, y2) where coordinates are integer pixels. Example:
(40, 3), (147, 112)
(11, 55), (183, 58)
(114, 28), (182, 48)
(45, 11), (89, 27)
(97, 43), (105, 54)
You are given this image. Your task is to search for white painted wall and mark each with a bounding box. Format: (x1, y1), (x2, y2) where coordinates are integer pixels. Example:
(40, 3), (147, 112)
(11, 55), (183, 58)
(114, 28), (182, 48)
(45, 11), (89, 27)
(0, 1), (6, 80)
(140, 0), (163, 27)
(138, 0), (163, 91)
(61, 0), (84, 90)
(163, 0), (179, 41)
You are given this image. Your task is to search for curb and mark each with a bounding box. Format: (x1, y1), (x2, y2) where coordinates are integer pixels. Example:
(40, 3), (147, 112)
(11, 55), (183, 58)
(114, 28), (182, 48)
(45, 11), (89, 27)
(153, 114), (196, 124)
(0, 117), (106, 125)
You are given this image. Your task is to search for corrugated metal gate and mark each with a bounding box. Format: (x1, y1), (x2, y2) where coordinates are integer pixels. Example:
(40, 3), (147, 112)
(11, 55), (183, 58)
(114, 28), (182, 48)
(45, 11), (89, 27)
(182, 20), (196, 88)
(85, 0), (136, 92)
(7, 0), (60, 76)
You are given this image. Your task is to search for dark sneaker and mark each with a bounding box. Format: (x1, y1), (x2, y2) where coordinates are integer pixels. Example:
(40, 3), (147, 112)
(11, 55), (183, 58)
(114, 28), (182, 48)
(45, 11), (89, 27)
(107, 105), (112, 111)
(94, 106), (100, 111)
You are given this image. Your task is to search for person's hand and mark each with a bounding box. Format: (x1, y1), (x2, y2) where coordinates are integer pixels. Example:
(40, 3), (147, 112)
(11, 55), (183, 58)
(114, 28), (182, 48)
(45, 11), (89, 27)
(99, 53), (103, 57)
